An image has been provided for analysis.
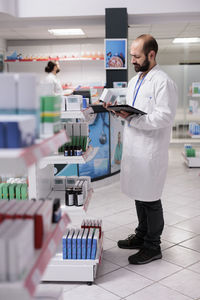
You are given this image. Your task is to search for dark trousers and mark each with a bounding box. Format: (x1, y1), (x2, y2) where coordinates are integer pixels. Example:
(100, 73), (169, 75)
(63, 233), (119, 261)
(135, 199), (164, 250)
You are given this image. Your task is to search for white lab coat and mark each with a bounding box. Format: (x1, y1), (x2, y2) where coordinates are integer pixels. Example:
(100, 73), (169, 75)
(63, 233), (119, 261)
(120, 65), (178, 201)
(45, 73), (63, 96)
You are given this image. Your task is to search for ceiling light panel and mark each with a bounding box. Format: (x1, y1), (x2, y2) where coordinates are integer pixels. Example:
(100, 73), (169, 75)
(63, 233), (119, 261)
(48, 29), (85, 36)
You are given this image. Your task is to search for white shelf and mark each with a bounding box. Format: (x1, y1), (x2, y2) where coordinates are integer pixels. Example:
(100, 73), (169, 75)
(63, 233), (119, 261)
(39, 146), (99, 168)
(0, 214), (71, 300)
(42, 233), (103, 283)
(50, 189), (93, 213)
(0, 130), (70, 176)
(61, 110), (85, 119)
(190, 135), (200, 139)
(182, 152), (200, 167)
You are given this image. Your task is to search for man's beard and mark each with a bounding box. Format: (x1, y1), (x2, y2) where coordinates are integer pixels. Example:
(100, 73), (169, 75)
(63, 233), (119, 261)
(133, 55), (150, 72)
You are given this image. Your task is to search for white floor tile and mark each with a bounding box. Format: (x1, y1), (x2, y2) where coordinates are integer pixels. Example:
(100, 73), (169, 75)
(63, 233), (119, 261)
(96, 268), (152, 298)
(161, 240), (175, 251)
(162, 225), (197, 244)
(126, 259), (182, 281)
(180, 235), (200, 252)
(96, 259), (120, 278)
(103, 246), (138, 267)
(103, 210), (138, 226)
(124, 283), (191, 300)
(63, 284), (120, 300)
(104, 225), (134, 242)
(103, 237), (117, 250)
(164, 212), (187, 226)
(160, 269), (200, 299)
(188, 261), (200, 274)
(175, 216), (200, 234)
(163, 245), (200, 267)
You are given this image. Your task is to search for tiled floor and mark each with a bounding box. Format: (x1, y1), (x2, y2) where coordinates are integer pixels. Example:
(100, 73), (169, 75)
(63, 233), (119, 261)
(41, 146), (200, 300)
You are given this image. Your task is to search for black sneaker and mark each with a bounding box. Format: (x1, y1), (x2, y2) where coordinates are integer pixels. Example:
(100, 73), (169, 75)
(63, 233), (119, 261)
(128, 248), (162, 265)
(117, 234), (144, 249)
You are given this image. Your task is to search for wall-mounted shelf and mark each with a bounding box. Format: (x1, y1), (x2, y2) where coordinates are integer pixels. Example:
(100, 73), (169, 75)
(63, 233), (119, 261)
(4, 58), (104, 63)
(0, 214), (70, 300)
(0, 130), (69, 176)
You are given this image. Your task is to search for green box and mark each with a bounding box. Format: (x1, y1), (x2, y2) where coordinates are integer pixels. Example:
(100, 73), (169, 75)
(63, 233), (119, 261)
(21, 184), (28, 200)
(9, 184), (17, 200)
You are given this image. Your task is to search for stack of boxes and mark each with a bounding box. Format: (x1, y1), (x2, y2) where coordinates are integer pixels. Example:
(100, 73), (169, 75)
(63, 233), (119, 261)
(0, 198), (61, 282)
(62, 219), (102, 260)
(0, 179), (28, 200)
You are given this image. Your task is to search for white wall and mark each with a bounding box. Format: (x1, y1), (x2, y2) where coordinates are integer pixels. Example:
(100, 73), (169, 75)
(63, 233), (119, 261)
(14, 0), (200, 18)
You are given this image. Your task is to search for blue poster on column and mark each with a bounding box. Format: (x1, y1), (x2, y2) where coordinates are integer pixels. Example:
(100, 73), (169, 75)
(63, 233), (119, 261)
(79, 112), (110, 179)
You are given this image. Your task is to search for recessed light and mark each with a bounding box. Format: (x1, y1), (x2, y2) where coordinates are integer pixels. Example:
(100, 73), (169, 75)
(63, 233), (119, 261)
(48, 29), (85, 36)
(173, 37), (200, 44)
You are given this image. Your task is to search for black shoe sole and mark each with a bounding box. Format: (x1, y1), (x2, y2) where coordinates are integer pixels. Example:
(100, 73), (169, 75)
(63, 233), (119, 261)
(128, 254), (162, 265)
(117, 243), (143, 250)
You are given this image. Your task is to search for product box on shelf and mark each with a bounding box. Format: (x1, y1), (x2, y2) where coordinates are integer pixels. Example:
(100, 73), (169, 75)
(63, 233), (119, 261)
(0, 74), (17, 114)
(16, 74), (37, 114)
(40, 95), (61, 136)
(0, 220), (13, 281)
(72, 229), (80, 259)
(67, 228), (75, 259)
(0, 115), (36, 148)
(7, 219), (34, 282)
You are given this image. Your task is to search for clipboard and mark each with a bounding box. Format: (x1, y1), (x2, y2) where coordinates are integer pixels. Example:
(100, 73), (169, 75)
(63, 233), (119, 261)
(106, 104), (146, 115)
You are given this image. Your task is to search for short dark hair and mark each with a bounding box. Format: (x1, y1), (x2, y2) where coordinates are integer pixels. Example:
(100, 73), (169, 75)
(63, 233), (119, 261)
(137, 34), (158, 56)
(45, 61), (57, 73)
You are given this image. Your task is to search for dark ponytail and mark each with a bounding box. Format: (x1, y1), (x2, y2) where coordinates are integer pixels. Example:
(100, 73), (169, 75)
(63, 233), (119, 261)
(45, 61), (56, 73)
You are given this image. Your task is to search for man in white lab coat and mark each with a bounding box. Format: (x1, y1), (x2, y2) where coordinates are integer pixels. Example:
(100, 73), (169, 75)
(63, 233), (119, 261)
(105, 35), (178, 264)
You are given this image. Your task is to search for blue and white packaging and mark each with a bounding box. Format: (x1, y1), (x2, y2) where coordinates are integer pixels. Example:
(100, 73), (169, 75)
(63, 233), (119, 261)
(67, 229), (74, 260)
(0, 115), (36, 148)
(87, 228), (94, 259)
(81, 228), (89, 259)
(0, 122), (5, 148)
(0, 74), (17, 114)
(77, 228), (84, 259)
(91, 228), (100, 260)
(72, 229), (80, 259)
(62, 229), (69, 259)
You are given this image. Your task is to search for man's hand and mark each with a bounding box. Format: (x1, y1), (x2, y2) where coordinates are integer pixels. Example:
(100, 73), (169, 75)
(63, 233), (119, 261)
(116, 110), (132, 119)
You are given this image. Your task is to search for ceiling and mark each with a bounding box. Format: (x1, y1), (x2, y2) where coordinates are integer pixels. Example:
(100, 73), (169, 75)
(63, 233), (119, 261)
(0, 12), (200, 52)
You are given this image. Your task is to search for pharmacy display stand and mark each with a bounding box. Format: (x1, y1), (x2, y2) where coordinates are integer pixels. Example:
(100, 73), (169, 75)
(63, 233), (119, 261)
(0, 130), (71, 300)
(40, 112), (103, 285)
(182, 151), (200, 167)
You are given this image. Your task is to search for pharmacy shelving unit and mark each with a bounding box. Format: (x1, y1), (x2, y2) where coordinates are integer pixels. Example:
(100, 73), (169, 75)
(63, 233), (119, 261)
(38, 113), (103, 285)
(182, 152), (200, 168)
(42, 233), (103, 284)
(0, 130), (71, 300)
(0, 214), (70, 300)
